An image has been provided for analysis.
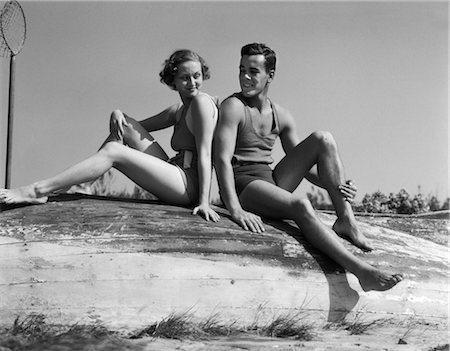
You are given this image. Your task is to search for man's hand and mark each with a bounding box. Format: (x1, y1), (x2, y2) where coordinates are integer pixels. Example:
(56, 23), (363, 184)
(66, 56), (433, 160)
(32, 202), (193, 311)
(231, 208), (265, 233)
(339, 180), (357, 203)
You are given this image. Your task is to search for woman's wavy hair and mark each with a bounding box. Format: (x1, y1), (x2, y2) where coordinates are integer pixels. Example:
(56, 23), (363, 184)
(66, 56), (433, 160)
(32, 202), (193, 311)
(159, 49), (211, 90)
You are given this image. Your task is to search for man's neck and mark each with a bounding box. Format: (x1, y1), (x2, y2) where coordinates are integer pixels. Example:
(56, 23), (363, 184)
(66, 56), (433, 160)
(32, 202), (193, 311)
(243, 91), (270, 111)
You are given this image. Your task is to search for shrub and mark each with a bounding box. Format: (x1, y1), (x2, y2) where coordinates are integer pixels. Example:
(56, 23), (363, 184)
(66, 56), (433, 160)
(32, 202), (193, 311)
(307, 187), (333, 210)
(359, 191), (390, 213)
(308, 186), (449, 215)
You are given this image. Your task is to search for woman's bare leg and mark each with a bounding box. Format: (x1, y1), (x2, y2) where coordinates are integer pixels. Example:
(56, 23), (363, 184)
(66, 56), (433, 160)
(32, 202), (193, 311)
(274, 131), (373, 251)
(102, 114), (169, 159)
(0, 115), (190, 205)
(0, 142), (190, 205)
(239, 180), (402, 291)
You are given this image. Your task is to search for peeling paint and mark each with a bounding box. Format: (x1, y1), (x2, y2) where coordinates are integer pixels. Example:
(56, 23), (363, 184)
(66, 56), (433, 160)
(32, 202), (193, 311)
(0, 195), (448, 331)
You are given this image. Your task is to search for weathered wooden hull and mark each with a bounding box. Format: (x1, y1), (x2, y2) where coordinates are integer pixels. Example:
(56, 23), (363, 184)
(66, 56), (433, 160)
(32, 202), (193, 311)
(0, 195), (448, 332)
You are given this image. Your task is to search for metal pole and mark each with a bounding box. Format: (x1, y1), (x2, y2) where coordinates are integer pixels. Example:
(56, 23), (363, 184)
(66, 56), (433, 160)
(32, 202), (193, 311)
(5, 54), (15, 189)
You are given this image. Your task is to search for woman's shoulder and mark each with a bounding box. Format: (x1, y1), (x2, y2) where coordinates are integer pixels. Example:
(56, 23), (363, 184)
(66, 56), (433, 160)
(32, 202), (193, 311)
(193, 92), (218, 105)
(189, 93), (218, 113)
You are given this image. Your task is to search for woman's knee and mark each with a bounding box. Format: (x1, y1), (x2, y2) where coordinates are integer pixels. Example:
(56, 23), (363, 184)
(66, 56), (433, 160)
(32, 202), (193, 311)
(310, 130), (337, 152)
(99, 141), (125, 160)
(120, 116), (155, 150)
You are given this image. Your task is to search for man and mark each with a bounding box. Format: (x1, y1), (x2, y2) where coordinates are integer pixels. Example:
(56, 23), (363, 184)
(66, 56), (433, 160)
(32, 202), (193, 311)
(214, 43), (402, 291)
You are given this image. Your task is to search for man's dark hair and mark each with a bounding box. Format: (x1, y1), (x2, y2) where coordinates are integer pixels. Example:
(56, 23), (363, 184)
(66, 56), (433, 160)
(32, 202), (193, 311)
(241, 43), (276, 73)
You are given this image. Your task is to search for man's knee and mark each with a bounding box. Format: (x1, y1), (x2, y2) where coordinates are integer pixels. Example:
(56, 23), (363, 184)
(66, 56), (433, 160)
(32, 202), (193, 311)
(291, 196), (315, 219)
(311, 130), (337, 152)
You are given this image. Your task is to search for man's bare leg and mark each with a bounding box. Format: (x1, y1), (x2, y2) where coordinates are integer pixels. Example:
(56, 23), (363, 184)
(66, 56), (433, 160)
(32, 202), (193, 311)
(239, 181), (401, 291)
(274, 131), (373, 251)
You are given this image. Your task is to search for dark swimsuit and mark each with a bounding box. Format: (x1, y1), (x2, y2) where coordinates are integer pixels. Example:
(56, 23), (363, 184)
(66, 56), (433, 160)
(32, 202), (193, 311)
(230, 93), (280, 195)
(169, 93), (218, 204)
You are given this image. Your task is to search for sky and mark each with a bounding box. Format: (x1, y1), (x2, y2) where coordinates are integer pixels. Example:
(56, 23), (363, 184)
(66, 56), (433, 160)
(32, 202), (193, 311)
(0, 0), (448, 202)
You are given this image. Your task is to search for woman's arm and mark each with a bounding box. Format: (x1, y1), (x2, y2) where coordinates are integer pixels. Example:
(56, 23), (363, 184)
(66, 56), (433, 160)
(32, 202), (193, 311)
(110, 104), (179, 140)
(190, 94), (220, 222)
(138, 104), (179, 132)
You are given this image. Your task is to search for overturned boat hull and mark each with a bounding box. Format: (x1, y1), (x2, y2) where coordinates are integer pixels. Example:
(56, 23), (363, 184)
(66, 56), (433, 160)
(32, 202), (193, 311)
(0, 195), (448, 332)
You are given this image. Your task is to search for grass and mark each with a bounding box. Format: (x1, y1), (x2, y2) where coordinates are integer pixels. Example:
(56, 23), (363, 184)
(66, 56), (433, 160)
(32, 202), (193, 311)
(324, 310), (391, 335)
(0, 314), (135, 351)
(1, 310), (316, 350)
(3, 310), (445, 349)
(428, 345), (449, 351)
(259, 311), (315, 340)
(130, 310), (207, 340)
(396, 316), (444, 346)
(130, 308), (315, 341)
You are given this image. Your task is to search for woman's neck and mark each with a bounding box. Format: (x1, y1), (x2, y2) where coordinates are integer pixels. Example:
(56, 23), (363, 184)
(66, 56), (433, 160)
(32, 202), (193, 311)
(180, 96), (191, 106)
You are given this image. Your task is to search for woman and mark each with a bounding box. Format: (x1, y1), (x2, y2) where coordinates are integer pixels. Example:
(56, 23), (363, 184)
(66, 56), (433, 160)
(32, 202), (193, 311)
(0, 49), (220, 222)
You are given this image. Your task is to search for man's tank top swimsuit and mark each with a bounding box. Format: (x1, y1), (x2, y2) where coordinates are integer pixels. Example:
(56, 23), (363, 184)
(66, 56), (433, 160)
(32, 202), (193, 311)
(231, 92), (280, 165)
(229, 92), (280, 195)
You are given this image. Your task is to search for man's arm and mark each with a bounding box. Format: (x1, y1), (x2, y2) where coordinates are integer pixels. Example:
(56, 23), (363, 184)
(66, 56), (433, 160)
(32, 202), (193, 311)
(214, 98), (243, 213)
(277, 106), (325, 187)
(214, 98), (265, 232)
(277, 106), (356, 200)
(278, 106), (322, 187)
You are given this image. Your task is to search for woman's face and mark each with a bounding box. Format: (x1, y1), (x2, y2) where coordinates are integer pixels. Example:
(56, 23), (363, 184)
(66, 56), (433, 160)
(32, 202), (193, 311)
(173, 60), (203, 99)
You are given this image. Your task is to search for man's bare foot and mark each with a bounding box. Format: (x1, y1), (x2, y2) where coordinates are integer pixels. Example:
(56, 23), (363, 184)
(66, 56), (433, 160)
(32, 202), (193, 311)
(358, 267), (403, 292)
(0, 185), (48, 204)
(333, 218), (373, 252)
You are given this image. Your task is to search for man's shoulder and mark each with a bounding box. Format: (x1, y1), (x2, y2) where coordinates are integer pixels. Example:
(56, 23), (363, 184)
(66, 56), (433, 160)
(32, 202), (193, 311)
(221, 93), (243, 105)
(218, 94), (245, 125)
(220, 93), (245, 112)
(270, 101), (295, 129)
(270, 100), (290, 115)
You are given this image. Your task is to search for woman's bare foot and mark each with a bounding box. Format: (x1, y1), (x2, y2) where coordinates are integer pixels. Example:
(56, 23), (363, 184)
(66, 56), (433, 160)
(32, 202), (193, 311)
(0, 184), (48, 204)
(358, 267), (403, 292)
(333, 218), (373, 252)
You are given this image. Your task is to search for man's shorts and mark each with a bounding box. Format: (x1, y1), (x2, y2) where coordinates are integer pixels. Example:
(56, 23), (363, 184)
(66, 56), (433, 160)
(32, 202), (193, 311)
(233, 163), (276, 196)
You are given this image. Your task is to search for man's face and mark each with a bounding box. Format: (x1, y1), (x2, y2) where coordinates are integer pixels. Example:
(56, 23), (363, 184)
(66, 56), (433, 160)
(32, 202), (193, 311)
(239, 54), (273, 98)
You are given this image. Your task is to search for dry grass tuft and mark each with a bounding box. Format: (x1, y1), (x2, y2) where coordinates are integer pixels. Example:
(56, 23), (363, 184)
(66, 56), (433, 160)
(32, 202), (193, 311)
(324, 311), (391, 335)
(0, 314), (135, 351)
(198, 312), (239, 337)
(428, 344), (449, 351)
(1, 309), (316, 349)
(261, 311), (315, 340)
(131, 309), (315, 341)
(130, 311), (206, 340)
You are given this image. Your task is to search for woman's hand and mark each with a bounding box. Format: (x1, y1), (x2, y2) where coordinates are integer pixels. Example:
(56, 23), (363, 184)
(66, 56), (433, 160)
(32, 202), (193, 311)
(231, 208), (265, 233)
(339, 180), (357, 203)
(192, 204), (220, 222)
(110, 109), (129, 140)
